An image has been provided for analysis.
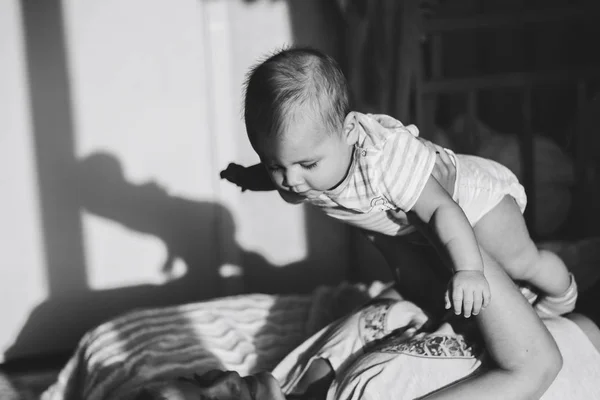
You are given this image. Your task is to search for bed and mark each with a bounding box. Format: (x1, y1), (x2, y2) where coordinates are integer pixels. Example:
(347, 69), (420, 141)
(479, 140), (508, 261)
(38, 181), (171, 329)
(37, 235), (600, 400)
(38, 235), (600, 400)
(41, 281), (389, 400)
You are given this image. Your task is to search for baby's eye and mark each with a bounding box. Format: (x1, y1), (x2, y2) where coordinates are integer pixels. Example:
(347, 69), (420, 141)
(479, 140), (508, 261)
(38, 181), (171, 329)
(302, 162), (318, 170)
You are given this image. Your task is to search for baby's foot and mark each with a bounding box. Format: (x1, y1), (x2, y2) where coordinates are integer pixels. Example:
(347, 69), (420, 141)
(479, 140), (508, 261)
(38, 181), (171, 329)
(519, 284), (539, 305)
(534, 274), (578, 318)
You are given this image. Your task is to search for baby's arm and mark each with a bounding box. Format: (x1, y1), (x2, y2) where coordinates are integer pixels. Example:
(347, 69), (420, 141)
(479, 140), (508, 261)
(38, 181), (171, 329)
(411, 176), (490, 317)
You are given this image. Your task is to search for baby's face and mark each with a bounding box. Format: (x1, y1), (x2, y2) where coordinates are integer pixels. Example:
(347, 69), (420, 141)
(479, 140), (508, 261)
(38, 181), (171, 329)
(255, 115), (355, 198)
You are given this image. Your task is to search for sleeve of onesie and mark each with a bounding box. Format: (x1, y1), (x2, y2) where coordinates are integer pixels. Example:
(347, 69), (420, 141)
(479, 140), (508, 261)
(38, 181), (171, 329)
(379, 127), (437, 212)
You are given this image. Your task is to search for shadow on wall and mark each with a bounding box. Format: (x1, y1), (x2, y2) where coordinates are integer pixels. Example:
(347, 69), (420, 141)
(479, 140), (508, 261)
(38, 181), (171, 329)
(7, 147), (333, 359)
(76, 151), (333, 296)
(7, 0), (353, 361)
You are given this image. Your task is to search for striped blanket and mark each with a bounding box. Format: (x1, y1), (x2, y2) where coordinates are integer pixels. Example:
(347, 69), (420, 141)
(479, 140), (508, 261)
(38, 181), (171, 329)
(42, 281), (387, 400)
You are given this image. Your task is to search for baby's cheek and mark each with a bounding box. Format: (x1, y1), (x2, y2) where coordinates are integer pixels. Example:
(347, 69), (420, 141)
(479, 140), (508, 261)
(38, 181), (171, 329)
(270, 172), (283, 187)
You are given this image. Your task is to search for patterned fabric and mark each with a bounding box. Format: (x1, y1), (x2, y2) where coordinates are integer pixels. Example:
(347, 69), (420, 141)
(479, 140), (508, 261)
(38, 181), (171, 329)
(307, 112), (436, 236)
(273, 296), (399, 394)
(375, 332), (479, 359)
(359, 299), (396, 344)
(274, 295), (442, 397)
(328, 317), (600, 400)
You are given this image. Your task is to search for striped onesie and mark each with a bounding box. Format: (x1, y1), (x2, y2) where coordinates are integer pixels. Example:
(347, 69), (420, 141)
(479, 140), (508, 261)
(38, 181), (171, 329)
(304, 112), (527, 236)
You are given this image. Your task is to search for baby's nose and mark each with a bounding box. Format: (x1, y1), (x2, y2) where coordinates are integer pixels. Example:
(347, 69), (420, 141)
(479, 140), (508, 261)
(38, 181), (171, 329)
(283, 169), (302, 187)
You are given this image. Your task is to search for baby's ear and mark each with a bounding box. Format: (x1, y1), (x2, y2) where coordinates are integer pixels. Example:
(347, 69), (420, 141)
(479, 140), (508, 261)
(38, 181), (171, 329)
(343, 112), (359, 145)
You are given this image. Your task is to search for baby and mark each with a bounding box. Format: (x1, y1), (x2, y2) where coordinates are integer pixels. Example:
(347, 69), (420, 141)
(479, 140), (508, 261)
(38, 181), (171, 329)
(221, 46), (577, 318)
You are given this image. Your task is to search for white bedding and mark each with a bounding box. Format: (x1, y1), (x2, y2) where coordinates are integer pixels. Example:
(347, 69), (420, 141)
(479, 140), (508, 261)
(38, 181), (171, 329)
(42, 281), (388, 400)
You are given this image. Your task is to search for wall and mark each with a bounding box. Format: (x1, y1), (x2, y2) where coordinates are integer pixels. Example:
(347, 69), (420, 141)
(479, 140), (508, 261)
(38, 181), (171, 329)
(0, 0), (357, 361)
(0, 0), (49, 364)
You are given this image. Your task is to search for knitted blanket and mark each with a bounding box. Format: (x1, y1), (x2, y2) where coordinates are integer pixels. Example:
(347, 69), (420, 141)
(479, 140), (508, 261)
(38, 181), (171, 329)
(42, 281), (387, 400)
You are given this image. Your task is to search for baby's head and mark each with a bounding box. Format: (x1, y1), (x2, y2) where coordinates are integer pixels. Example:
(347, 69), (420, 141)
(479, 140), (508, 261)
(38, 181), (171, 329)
(243, 46), (350, 145)
(243, 47), (358, 196)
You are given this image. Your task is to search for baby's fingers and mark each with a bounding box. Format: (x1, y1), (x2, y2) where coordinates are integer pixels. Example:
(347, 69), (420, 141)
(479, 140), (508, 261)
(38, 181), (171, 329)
(482, 285), (491, 309)
(462, 290), (474, 318)
(472, 291), (483, 316)
(453, 290), (463, 316)
(445, 290), (451, 310)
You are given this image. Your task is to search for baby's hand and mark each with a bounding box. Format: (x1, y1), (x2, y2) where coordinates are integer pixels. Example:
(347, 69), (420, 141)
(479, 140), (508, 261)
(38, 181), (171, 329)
(220, 163), (249, 191)
(445, 271), (491, 318)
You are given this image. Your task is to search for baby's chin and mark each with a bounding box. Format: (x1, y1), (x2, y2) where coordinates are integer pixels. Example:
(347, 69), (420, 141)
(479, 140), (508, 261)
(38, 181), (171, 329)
(302, 190), (323, 199)
(283, 189), (321, 200)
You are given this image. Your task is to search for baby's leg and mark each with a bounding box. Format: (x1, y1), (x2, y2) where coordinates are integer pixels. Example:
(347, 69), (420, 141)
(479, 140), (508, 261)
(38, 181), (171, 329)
(474, 196), (575, 314)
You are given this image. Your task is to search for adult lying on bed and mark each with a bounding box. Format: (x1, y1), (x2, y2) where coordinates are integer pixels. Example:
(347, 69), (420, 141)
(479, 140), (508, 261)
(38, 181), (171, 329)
(136, 248), (600, 400)
(135, 139), (600, 399)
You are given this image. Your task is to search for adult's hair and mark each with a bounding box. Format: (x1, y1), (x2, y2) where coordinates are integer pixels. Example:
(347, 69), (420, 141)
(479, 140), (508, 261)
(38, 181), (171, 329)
(243, 46), (351, 145)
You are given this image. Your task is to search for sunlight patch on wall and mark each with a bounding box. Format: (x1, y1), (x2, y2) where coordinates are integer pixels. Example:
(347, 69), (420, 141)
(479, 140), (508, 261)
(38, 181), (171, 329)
(82, 213), (187, 289)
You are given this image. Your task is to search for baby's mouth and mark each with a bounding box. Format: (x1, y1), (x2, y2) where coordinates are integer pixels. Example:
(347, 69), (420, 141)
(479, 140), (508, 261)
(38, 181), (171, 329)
(297, 190), (321, 198)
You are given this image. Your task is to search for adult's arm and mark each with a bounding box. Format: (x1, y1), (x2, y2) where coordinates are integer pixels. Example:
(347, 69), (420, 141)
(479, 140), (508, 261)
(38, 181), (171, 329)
(423, 248), (562, 400)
